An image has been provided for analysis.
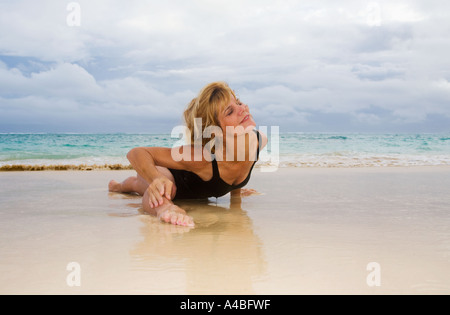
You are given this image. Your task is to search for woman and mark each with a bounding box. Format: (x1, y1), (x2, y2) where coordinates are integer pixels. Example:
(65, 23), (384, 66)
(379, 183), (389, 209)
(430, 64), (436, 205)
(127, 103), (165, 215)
(109, 82), (267, 227)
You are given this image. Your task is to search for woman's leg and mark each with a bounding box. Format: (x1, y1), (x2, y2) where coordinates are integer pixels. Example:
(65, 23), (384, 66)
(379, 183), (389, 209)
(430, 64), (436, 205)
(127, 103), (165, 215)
(109, 167), (192, 226)
(139, 168), (193, 226)
(108, 175), (144, 195)
(109, 166), (176, 197)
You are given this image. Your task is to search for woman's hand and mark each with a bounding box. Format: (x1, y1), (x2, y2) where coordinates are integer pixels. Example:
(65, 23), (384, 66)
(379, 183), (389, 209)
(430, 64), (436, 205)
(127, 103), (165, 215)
(147, 176), (174, 208)
(231, 188), (261, 198)
(240, 188), (261, 197)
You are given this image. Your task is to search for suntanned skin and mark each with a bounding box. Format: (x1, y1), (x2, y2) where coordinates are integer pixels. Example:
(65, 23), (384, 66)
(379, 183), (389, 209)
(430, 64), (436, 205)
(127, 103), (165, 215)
(109, 95), (267, 227)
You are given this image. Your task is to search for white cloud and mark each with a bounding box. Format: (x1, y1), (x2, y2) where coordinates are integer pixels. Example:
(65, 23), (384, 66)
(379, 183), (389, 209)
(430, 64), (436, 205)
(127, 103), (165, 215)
(1, 0), (450, 132)
(0, 62), (195, 132)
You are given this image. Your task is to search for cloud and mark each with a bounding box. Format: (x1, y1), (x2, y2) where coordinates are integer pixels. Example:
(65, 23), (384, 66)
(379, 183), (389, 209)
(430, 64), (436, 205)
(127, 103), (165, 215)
(0, 0), (450, 132)
(0, 62), (195, 132)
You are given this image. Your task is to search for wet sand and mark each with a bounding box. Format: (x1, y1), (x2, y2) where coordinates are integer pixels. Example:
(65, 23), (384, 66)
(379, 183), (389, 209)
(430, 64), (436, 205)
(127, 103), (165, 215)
(0, 167), (450, 294)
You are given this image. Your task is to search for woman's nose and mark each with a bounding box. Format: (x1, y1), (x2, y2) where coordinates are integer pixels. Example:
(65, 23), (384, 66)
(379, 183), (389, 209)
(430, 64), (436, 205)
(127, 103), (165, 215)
(238, 104), (247, 115)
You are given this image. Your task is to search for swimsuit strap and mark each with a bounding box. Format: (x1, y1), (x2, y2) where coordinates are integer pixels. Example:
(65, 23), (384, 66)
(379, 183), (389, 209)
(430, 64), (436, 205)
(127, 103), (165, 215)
(254, 129), (261, 161)
(211, 154), (220, 180)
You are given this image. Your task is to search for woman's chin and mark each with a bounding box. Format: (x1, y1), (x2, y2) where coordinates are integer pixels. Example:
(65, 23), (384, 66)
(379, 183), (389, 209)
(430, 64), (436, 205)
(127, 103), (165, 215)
(243, 119), (256, 128)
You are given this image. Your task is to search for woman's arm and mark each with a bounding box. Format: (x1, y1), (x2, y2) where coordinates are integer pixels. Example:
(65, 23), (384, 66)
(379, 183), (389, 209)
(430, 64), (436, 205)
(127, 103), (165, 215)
(230, 189), (243, 208)
(127, 147), (161, 187)
(127, 145), (206, 177)
(127, 145), (208, 201)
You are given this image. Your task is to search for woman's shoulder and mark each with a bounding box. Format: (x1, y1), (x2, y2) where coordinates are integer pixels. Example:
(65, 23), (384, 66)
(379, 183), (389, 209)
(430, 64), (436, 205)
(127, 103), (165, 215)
(182, 144), (214, 169)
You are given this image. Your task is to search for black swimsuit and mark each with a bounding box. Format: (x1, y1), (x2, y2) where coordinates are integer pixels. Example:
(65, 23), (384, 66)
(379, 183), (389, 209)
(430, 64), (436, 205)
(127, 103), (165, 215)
(169, 130), (262, 200)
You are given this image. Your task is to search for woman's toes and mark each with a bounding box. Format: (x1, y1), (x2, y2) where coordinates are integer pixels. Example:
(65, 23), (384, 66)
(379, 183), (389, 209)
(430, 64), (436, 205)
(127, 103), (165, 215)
(108, 180), (120, 192)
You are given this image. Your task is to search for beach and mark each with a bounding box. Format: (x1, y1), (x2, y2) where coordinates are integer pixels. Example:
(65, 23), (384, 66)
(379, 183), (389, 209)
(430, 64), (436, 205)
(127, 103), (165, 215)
(1, 166), (449, 295)
(3, 0), (450, 299)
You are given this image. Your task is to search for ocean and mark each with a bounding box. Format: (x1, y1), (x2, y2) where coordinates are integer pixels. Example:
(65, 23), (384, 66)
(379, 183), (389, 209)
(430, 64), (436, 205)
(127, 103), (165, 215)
(1, 132), (450, 170)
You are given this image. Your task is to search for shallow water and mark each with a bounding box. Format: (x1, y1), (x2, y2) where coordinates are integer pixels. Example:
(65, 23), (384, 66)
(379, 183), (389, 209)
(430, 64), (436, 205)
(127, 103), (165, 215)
(1, 133), (450, 169)
(0, 168), (450, 294)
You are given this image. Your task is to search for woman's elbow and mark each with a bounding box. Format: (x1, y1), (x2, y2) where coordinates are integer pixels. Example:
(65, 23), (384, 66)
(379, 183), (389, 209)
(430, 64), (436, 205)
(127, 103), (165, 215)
(127, 147), (140, 164)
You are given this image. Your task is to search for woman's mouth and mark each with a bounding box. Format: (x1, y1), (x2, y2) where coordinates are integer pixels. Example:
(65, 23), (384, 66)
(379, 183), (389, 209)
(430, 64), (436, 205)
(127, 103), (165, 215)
(241, 115), (250, 124)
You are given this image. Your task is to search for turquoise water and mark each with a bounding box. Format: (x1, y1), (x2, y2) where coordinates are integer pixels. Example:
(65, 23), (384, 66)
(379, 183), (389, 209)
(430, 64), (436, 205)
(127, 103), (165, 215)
(1, 133), (449, 168)
(0, 134), (176, 167)
(277, 133), (450, 167)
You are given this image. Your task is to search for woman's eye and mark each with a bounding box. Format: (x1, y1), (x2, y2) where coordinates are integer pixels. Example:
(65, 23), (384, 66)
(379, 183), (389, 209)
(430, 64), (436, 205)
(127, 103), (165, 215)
(227, 110), (233, 116)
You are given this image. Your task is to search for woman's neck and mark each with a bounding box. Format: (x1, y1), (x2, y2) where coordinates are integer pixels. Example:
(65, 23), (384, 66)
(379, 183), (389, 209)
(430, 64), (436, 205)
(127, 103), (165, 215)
(213, 128), (257, 163)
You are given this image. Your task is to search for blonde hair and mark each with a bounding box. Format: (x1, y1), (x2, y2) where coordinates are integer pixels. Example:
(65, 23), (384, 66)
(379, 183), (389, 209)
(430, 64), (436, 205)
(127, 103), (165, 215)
(183, 81), (236, 148)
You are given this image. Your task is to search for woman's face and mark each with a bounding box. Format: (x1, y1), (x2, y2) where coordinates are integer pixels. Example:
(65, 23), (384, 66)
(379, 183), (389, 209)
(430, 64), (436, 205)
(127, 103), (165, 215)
(218, 95), (256, 130)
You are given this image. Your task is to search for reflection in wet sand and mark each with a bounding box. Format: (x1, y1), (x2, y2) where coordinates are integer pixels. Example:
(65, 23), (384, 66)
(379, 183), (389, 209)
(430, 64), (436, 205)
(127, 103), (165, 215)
(130, 197), (267, 294)
(2, 169), (450, 294)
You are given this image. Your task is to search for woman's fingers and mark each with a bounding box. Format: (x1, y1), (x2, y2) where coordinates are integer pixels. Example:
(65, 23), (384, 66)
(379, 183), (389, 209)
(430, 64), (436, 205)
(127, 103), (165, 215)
(164, 181), (173, 200)
(148, 186), (163, 208)
(240, 188), (260, 197)
(149, 185), (163, 206)
(151, 177), (174, 205)
(149, 191), (158, 208)
(155, 180), (165, 196)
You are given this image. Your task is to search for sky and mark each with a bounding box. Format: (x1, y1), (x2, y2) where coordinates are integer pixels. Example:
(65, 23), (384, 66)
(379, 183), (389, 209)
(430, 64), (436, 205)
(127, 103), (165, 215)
(1, 0), (450, 133)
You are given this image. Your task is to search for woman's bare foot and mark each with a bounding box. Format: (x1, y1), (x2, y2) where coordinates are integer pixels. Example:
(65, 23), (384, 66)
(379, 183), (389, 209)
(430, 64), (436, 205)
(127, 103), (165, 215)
(142, 189), (194, 227)
(108, 180), (121, 192)
(157, 204), (195, 227)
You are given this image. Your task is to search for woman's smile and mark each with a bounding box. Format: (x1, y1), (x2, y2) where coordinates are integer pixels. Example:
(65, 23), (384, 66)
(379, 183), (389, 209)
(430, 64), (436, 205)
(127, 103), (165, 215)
(241, 114), (250, 124)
